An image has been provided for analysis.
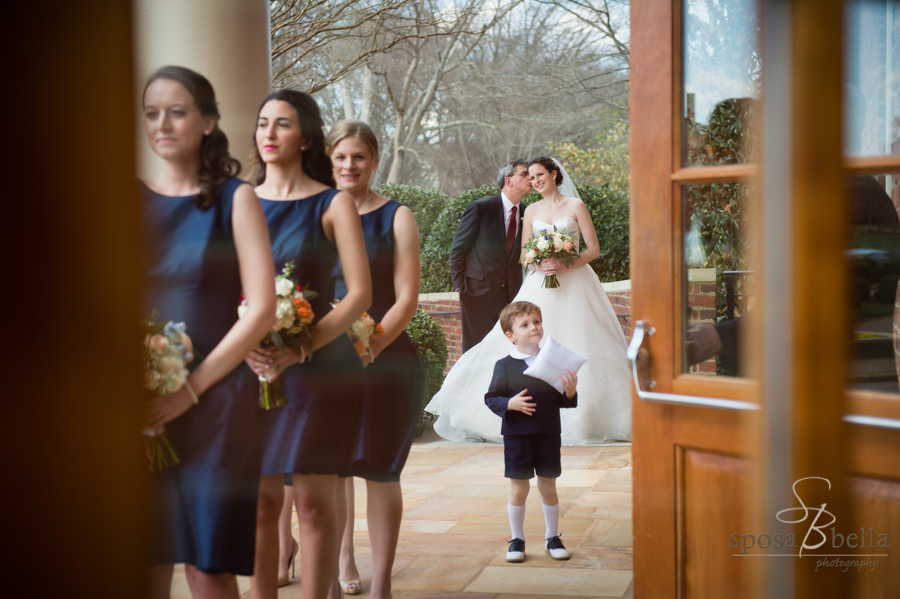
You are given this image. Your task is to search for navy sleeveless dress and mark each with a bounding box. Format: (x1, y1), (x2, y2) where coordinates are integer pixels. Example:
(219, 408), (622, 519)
(332, 200), (425, 482)
(141, 178), (261, 575)
(259, 189), (364, 476)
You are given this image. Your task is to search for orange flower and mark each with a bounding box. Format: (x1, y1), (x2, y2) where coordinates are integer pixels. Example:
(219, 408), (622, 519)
(374, 323), (385, 337)
(353, 341), (365, 356)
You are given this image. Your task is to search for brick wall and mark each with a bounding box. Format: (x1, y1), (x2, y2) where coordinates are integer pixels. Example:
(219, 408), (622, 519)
(419, 270), (722, 376)
(604, 280), (633, 342)
(685, 268), (718, 374)
(418, 281), (634, 374)
(417, 293), (464, 372)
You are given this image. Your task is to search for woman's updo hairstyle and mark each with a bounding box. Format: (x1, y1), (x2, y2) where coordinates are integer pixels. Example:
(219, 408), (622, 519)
(250, 89), (335, 188)
(142, 66), (241, 209)
(529, 156), (564, 186)
(325, 119), (380, 162)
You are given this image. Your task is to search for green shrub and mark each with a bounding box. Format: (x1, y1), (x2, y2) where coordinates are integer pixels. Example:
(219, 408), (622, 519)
(374, 183), (448, 243)
(420, 184), (500, 293)
(577, 184), (630, 283)
(405, 308), (449, 436)
(420, 182), (629, 292)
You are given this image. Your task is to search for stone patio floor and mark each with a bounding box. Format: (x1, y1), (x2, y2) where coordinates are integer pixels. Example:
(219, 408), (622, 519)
(170, 430), (634, 598)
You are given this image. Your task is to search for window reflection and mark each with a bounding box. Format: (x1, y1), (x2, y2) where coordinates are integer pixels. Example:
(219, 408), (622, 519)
(844, 0), (900, 157)
(683, 182), (756, 376)
(848, 173), (900, 393)
(683, 0), (761, 166)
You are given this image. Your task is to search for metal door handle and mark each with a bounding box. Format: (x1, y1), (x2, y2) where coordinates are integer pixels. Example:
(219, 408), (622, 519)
(627, 320), (759, 412)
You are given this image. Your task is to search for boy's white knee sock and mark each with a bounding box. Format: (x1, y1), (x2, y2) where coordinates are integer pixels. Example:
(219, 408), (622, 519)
(542, 503), (559, 539)
(508, 503), (526, 540)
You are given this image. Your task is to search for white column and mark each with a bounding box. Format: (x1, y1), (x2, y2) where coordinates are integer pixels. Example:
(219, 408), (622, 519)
(133, 0), (271, 178)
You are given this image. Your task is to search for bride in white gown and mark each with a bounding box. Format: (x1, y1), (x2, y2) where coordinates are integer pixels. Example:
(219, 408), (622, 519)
(425, 156), (632, 446)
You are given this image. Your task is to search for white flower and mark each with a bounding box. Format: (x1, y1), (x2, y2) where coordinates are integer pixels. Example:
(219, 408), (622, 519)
(237, 304), (248, 319)
(159, 355), (182, 376)
(274, 297), (296, 330)
(143, 370), (161, 391)
(275, 277), (295, 297)
(552, 233), (563, 246)
(169, 368), (188, 391)
(536, 238), (550, 251)
(525, 249), (536, 264)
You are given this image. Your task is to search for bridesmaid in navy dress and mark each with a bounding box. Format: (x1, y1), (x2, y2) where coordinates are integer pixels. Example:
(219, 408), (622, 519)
(244, 91), (371, 599)
(326, 120), (425, 599)
(140, 66), (276, 599)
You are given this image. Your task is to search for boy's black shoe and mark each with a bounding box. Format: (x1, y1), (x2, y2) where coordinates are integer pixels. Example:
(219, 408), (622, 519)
(506, 538), (526, 562)
(545, 535), (570, 560)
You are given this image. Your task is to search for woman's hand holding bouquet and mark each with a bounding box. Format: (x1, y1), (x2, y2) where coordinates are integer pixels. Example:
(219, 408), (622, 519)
(521, 226), (578, 288)
(141, 316), (197, 471)
(332, 300), (385, 367)
(239, 261), (317, 409)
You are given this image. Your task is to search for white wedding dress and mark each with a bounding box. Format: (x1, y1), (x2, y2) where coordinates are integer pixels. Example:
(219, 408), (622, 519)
(425, 216), (632, 446)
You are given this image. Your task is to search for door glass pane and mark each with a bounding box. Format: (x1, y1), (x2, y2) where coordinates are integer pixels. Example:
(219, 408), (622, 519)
(844, 0), (900, 157)
(847, 172), (900, 393)
(683, 181), (756, 376)
(683, 0), (761, 167)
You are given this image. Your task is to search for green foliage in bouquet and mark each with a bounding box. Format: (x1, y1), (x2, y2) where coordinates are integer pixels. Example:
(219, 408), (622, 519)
(405, 309), (449, 437)
(374, 183), (449, 243)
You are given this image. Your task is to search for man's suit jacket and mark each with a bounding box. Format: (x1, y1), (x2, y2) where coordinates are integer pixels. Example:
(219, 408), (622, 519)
(484, 355), (578, 436)
(450, 194), (525, 350)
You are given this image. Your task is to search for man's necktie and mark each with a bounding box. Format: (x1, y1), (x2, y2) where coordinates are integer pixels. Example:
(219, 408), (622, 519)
(506, 205), (517, 255)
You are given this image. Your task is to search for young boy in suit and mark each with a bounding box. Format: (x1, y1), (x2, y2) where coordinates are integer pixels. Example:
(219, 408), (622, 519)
(485, 301), (578, 562)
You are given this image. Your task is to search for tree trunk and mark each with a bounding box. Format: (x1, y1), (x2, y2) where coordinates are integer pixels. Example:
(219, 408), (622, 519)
(360, 66), (374, 123)
(340, 78), (355, 120)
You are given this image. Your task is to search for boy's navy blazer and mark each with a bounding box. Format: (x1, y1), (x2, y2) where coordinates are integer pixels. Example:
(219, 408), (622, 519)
(484, 355), (577, 436)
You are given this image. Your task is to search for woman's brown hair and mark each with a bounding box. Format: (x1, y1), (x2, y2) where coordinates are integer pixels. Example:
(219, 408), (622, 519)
(249, 90), (335, 188)
(142, 66), (241, 209)
(528, 156), (563, 186)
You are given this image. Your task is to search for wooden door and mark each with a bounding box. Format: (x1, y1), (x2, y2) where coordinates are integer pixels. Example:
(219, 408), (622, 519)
(628, 0), (900, 597)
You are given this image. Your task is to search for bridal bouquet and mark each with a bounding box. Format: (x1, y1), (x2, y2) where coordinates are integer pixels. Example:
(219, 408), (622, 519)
(141, 315), (195, 471)
(521, 226), (578, 288)
(333, 301), (385, 358)
(238, 260), (317, 409)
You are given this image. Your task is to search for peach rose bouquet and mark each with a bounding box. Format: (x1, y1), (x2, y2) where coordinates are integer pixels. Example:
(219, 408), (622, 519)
(141, 315), (195, 471)
(331, 300), (385, 360)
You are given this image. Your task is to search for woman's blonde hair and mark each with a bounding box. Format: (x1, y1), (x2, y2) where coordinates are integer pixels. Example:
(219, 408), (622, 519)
(325, 119), (379, 161)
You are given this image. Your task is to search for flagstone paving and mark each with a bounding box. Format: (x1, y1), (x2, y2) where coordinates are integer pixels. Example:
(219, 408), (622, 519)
(170, 430), (634, 598)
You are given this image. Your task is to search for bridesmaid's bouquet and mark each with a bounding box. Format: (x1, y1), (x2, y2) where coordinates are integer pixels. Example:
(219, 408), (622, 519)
(333, 300), (385, 359)
(141, 315), (195, 471)
(521, 226), (578, 288)
(239, 261), (317, 409)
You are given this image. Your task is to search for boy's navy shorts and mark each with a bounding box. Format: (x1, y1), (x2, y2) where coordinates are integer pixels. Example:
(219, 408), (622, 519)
(503, 433), (562, 479)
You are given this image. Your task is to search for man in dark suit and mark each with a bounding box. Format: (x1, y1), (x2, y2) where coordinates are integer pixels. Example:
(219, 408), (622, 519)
(451, 159), (531, 351)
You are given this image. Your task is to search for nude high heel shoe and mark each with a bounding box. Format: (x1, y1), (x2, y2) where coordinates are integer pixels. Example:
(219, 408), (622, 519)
(277, 538), (299, 587)
(339, 578), (361, 595)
